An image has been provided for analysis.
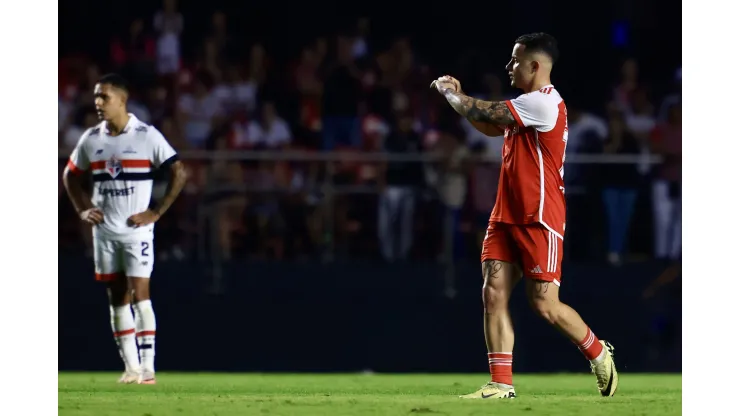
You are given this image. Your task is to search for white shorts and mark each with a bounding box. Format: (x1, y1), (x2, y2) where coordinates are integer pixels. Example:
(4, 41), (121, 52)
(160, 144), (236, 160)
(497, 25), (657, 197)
(93, 236), (154, 281)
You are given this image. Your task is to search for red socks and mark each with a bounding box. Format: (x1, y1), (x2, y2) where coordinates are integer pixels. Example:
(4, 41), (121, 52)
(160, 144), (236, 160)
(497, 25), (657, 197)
(577, 327), (604, 360)
(486, 328), (602, 386)
(488, 352), (513, 385)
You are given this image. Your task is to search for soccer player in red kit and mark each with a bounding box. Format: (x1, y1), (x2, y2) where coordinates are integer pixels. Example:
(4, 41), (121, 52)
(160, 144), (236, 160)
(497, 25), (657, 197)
(431, 33), (618, 399)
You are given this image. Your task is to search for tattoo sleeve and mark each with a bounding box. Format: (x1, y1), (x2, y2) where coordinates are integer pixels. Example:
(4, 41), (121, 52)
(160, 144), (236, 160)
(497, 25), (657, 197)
(153, 160), (187, 217)
(442, 89), (516, 125)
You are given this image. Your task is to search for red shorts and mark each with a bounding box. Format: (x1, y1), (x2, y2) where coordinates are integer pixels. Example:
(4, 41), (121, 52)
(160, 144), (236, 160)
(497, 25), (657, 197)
(481, 222), (563, 285)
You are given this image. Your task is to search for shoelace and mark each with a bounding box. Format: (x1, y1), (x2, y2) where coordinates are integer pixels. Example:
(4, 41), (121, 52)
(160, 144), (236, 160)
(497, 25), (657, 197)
(480, 382), (507, 391)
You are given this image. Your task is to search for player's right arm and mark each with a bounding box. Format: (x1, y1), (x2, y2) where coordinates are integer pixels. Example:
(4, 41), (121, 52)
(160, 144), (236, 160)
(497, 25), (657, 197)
(62, 131), (104, 225)
(432, 76), (510, 134)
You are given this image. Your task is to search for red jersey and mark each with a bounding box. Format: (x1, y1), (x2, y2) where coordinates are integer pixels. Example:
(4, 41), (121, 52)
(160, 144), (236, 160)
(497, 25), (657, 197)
(490, 85), (568, 239)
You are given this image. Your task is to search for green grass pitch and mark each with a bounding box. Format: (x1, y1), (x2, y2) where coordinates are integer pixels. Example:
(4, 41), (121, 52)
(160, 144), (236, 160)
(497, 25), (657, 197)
(58, 372), (681, 415)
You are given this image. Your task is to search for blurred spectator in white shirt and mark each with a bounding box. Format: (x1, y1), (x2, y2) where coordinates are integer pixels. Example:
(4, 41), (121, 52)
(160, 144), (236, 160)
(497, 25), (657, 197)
(177, 74), (224, 148)
(238, 102), (293, 149)
(153, 0), (183, 76)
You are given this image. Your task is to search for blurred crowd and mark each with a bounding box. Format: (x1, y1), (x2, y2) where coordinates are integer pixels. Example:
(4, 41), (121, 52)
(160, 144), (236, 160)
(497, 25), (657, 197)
(58, 1), (681, 266)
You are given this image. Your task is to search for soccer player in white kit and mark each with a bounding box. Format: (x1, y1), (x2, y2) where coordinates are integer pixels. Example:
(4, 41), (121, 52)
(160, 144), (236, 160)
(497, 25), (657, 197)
(62, 74), (187, 384)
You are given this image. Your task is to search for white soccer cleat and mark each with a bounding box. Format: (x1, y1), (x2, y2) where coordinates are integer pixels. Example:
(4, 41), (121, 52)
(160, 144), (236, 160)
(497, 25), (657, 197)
(459, 382), (516, 399)
(138, 370), (156, 385)
(117, 370), (139, 384)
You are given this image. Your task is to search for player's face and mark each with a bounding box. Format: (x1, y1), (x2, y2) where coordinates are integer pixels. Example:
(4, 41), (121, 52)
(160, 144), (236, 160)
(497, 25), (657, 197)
(94, 83), (126, 121)
(505, 43), (534, 89)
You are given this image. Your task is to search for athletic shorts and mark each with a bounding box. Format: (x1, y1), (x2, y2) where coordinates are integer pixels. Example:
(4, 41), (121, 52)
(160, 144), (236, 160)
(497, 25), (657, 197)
(480, 222), (563, 285)
(93, 236), (155, 281)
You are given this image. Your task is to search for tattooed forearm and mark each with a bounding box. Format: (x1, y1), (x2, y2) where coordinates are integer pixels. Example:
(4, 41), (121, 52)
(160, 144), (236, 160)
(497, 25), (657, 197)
(442, 89), (516, 125)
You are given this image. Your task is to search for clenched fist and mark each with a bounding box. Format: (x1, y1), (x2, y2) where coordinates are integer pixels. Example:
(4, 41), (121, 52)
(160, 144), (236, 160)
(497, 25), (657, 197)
(430, 75), (462, 94)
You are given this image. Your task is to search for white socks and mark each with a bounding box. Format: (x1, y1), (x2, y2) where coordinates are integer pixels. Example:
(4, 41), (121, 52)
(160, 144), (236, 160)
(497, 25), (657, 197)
(133, 300), (157, 372)
(590, 347), (607, 364)
(110, 305), (140, 372)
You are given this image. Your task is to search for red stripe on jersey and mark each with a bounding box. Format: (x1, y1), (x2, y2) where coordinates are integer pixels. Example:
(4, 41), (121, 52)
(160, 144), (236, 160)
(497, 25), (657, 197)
(66, 159), (85, 175)
(90, 160), (152, 170)
(504, 100), (525, 127)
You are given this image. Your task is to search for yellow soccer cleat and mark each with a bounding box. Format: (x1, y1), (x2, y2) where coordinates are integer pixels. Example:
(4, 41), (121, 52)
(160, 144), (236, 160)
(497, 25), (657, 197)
(459, 382), (516, 399)
(591, 341), (619, 397)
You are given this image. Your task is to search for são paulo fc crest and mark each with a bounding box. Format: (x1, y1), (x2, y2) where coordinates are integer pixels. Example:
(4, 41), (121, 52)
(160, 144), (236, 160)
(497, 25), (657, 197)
(106, 156), (122, 178)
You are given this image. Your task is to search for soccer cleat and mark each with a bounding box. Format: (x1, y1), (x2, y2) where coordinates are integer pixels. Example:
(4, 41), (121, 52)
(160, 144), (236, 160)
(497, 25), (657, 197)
(591, 341), (619, 397)
(459, 382), (517, 399)
(138, 370), (156, 385)
(117, 370), (139, 384)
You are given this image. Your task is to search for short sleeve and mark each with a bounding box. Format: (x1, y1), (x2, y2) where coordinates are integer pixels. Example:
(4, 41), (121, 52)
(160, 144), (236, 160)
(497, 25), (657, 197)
(149, 127), (178, 168)
(505, 92), (559, 131)
(67, 130), (91, 174)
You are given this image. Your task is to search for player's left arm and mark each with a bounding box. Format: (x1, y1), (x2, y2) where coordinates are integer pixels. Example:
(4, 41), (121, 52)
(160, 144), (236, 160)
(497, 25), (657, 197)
(150, 127), (188, 218)
(152, 159), (187, 218)
(128, 129), (188, 227)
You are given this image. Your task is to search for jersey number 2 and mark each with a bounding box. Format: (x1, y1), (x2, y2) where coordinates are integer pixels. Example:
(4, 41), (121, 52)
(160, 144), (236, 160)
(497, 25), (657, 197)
(141, 242), (150, 257)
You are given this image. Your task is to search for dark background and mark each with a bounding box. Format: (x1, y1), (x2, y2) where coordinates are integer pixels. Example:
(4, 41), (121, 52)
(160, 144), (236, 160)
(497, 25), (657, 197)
(58, 0), (682, 373)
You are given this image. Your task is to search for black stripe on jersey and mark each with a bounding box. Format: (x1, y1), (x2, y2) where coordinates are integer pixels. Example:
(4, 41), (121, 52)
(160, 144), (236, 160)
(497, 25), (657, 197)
(92, 172), (154, 182)
(159, 154), (179, 169)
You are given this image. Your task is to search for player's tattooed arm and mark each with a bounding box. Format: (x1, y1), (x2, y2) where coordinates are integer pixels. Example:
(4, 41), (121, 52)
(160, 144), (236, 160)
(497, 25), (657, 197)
(442, 90), (516, 125)
(152, 160), (188, 217)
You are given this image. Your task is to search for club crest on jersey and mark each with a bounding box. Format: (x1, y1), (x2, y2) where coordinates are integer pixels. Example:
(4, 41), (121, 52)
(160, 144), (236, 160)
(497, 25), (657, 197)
(106, 157), (122, 178)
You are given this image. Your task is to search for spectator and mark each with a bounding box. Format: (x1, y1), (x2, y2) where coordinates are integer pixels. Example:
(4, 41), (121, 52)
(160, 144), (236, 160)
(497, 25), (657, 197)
(244, 101), (293, 149)
(153, 0), (183, 76)
(110, 18), (156, 84)
(435, 132), (470, 260)
(378, 112), (423, 261)
(208, 11), (232, 60)
(352, 18), (370, 60)
(612, 58), (639, 113)
(177, 73), (223, 148)
(321, 36), (362, 150)
(623, 88), (656, 174)
(600, 108), (642, 266)
(650, 102), (682, 261)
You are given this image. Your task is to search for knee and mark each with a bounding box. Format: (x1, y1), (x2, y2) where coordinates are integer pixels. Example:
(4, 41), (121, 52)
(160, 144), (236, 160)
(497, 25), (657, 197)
(529, 298), (558, 325)
(130, 280), (151, 303)
(482, 284), (508, 312)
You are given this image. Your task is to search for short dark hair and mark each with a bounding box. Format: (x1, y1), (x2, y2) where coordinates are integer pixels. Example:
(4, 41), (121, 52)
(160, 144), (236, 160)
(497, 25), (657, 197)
(515, 33), (559, 63)
(96, 73), (130, 93)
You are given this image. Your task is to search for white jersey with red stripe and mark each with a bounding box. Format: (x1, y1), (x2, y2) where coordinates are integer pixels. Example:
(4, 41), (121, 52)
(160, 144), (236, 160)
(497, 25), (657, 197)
(67, 114), (177, 240)
(490, 85), (568, 239)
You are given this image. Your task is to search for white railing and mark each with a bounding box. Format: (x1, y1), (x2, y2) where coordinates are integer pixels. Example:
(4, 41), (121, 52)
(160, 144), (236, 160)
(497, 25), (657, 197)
(58, 150), (664, 296)
(58, 150), (662, 164)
